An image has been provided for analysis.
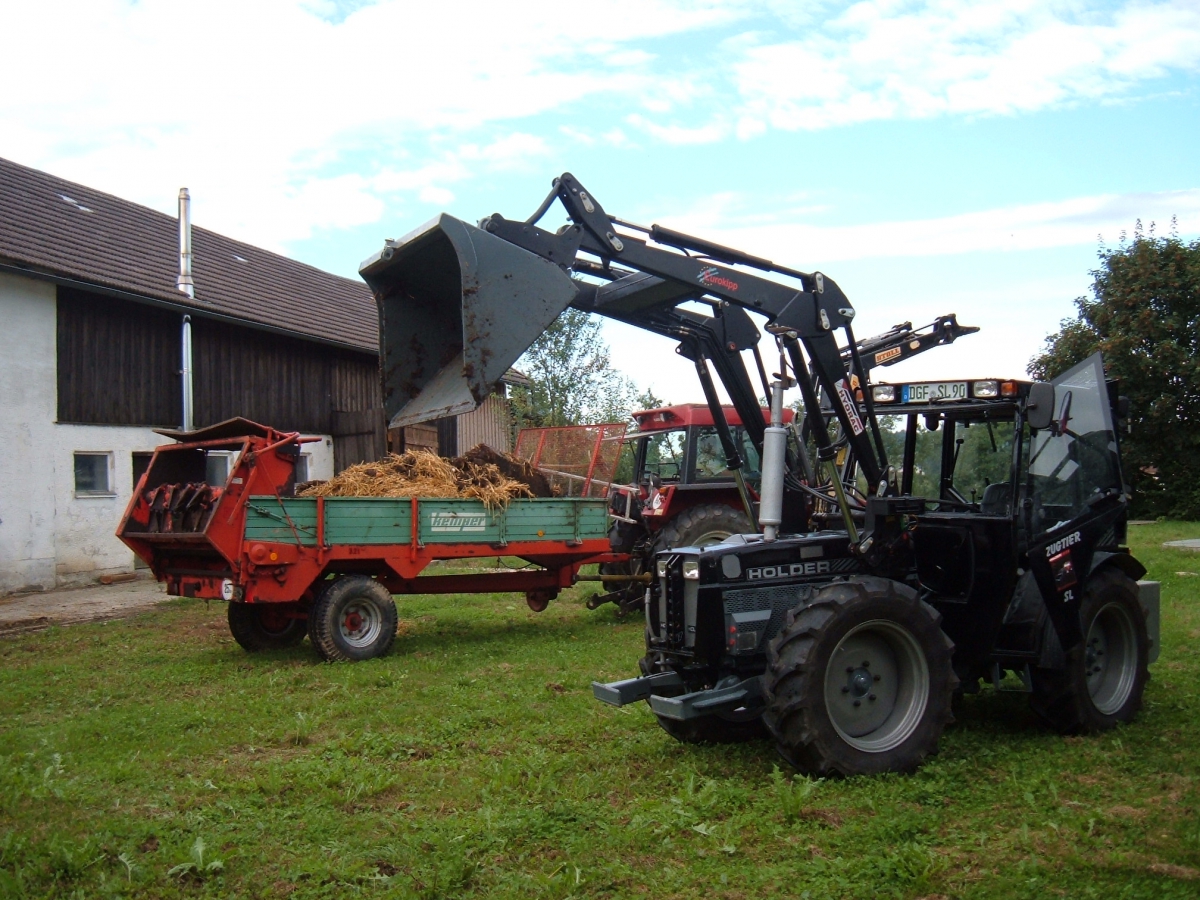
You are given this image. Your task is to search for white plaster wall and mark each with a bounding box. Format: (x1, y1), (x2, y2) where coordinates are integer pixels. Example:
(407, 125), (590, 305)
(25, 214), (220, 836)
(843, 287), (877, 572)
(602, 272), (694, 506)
(0, 270), (339, 593)
(301, 434), (335, 481)
(0, 272), (58, 594)
(51, 423), (166, 586)
(49, 428), (335, 587)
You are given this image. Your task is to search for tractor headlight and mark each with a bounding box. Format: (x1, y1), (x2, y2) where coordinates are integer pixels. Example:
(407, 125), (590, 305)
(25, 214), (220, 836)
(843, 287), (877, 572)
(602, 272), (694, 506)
(972, 380), (999, 398)
(872, 384), (896, 403)
(656, 559), (669, 578)
(682, 560), (700, 580)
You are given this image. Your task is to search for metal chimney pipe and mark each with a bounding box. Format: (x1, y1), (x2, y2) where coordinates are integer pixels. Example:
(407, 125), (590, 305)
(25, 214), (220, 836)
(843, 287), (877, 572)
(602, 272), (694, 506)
(177, 188), (195, 431)
(181, 315), (194, 432)
(176, 188), (194, 298)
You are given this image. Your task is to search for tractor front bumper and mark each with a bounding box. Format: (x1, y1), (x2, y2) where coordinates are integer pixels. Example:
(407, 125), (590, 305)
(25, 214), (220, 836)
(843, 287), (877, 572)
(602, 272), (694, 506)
(592, 673), (764, 721)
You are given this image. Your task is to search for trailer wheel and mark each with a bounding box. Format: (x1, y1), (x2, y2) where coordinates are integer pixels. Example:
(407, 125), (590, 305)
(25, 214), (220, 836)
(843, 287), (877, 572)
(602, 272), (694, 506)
(763, 577), (957, 776)
(309, 576), (398, 662)
(1029, 569), (1148, 733)
(638, 653), (766, 743)
(227, 602), (306, 652)
(658, 503), (753, 550)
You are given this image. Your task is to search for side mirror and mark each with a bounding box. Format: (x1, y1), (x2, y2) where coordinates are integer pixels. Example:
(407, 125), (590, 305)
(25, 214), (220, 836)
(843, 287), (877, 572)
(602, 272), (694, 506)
(1026, 382), (1055, 431)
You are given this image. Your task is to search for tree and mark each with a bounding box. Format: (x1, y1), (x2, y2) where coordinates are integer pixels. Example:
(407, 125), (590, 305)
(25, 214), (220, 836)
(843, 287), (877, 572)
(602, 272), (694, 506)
(1029, 224), (1200, 518)
(509, 308), (643, 428)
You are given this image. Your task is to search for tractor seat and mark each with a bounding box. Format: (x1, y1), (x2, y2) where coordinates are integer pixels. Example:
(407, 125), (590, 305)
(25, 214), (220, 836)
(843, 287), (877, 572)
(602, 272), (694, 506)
(980, 482), (1011, 516)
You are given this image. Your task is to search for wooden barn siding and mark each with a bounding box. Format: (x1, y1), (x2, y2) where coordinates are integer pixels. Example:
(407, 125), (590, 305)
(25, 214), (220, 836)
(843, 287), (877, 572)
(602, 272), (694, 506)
(192, 318), (386, 469)
(57, 287), (181, 427)
(56, 289), (386, 469)
(456, 393), (513, 453)
(192, 317), (334, 434)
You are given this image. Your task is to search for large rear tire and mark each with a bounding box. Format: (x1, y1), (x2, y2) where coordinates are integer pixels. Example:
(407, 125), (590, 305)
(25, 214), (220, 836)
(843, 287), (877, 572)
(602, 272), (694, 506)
(763, 577), (957, 776)
(1029, 568), (1148, 733)
(227, 602), (306, 652)
(658, 503), (753, 550)
(309, 576), (398, 662)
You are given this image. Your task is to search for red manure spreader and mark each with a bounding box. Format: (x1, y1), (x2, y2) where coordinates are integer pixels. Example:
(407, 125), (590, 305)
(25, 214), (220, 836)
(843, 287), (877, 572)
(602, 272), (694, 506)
(117, 418), (619, 661)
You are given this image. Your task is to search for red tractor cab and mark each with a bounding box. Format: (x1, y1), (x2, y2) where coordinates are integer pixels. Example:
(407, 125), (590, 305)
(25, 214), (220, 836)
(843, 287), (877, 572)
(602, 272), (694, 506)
(597, 404), (795, 613)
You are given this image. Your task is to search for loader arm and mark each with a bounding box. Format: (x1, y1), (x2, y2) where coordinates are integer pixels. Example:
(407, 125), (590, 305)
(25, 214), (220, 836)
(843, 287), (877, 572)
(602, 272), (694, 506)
(476, 174), (884, 489)
(848, 314), (980, 373)
(361, 173), (886, 502)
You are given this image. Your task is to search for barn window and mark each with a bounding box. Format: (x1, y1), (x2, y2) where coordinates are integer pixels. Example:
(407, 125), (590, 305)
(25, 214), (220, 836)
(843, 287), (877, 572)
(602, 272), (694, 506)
(205, 452), (232, 487)
(74, 452), (113, 495)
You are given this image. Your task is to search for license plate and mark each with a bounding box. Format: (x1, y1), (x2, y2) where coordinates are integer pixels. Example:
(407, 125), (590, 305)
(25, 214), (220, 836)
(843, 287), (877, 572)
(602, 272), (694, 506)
(902, 382), (967, 403)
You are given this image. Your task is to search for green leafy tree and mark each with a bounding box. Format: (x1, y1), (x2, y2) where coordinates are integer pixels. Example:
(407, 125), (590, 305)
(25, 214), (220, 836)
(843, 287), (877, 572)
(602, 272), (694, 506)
(510, 308), (642, 428)
(1029, 224), (1200, 518)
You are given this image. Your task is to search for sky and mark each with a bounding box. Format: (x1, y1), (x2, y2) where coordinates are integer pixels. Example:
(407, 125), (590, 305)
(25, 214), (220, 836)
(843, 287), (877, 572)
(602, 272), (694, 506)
(3, 0), (1198, 405)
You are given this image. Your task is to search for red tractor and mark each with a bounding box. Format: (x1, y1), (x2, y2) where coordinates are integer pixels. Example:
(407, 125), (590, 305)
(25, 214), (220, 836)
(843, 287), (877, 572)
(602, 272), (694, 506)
(596, 403), (794, 613)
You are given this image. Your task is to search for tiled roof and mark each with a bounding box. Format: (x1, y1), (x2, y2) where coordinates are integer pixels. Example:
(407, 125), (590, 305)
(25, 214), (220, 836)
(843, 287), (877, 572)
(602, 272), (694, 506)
(0, 155), (377, 352)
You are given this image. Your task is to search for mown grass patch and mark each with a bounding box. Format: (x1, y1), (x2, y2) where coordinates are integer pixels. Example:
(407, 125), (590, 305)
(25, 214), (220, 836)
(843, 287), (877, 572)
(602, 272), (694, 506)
(1, 524), (1198, 898)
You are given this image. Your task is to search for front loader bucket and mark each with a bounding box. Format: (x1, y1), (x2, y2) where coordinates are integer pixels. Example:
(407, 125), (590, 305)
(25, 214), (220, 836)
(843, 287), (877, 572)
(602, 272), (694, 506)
(360, 214), (579, 428)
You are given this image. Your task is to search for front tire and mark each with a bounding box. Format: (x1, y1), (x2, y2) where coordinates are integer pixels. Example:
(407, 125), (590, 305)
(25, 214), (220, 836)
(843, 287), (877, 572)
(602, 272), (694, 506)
(1029, 569), (1148, 733)
(227, 602), (306, 652)
(763, 577), (957, 776)
(309, 576), (398, 662)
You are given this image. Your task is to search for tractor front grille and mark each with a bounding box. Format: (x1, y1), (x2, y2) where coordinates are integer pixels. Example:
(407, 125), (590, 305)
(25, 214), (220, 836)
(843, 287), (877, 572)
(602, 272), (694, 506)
(722, 584), (815, 655)
(655, 554), (697, 653)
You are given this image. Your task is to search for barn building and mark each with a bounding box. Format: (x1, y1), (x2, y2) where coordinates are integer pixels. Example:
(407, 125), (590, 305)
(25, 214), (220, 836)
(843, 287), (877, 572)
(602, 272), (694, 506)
(0, 156), (519, 595)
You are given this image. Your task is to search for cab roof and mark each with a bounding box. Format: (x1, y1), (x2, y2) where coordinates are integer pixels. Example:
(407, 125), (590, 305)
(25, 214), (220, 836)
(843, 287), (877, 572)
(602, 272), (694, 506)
(631, 404), (796, 432)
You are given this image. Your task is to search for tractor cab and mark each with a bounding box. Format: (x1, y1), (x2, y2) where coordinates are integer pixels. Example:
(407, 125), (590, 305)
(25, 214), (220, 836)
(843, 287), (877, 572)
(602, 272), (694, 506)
(868, 356), (1125, 554)
(628, 404), (795, 490)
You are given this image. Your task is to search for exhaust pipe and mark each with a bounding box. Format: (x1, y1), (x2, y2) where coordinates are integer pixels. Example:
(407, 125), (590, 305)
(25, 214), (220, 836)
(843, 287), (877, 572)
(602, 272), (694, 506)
(359, 214), (579, 428)
(759, 374), (787, 542)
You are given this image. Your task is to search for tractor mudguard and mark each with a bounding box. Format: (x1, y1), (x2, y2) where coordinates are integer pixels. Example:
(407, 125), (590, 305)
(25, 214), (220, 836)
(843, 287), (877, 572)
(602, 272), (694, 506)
(359, 214), (580, 427)
(1088, 549), (1147, 583)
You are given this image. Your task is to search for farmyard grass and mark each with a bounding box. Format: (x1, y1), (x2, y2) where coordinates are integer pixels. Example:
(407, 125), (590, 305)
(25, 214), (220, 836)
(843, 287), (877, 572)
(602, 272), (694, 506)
(1, 523), (1198, 898)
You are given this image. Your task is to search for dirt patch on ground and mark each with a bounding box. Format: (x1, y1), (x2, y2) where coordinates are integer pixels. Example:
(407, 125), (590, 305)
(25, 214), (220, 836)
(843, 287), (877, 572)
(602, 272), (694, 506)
(0, 578), (170, 637)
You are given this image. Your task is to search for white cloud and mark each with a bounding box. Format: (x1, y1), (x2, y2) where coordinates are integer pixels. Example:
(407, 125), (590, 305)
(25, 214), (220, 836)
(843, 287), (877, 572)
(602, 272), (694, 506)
(653, 188), (1200, 265)
(0, 0), (739, 248)
(731, 0), (1200, 133)
(625, 114), (729, 145)
(1, 0), (1195, 254)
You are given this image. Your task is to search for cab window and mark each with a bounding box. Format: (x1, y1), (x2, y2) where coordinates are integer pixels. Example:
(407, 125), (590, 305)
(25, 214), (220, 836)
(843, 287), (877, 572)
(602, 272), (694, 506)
(880, 414), (1016, 507)
(641, 429), (686, 482)
(692, 426), (761, 482)
(1025, 354), (1121, 531)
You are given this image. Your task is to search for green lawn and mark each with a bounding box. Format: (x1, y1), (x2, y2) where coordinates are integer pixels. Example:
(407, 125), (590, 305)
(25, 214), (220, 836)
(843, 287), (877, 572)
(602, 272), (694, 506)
(2, 523), (1199, 899)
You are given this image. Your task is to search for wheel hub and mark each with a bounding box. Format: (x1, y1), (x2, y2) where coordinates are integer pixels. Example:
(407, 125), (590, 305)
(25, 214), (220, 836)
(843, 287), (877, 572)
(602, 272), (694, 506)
(339, 600), (383, 648)
(823, 619), (930, 753)
(259, 608), (292, 634)
(1085, 601), (1137, 716)
(849, 667), (874, 698)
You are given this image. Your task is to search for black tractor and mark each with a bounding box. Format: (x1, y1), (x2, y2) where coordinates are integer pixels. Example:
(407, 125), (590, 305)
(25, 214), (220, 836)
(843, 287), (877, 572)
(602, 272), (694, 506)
(360, 173), (1159, 776)
(600, 361), (1158, 775)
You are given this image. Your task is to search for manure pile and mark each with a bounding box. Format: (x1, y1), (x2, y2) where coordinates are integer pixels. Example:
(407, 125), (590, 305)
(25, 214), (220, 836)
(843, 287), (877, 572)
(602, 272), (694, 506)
(297, 444), (555, 509)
